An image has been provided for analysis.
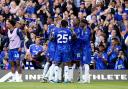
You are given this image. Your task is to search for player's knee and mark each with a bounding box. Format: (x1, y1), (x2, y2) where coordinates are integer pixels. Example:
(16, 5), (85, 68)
(84, 64), (90, 70)
(64, 62), (70, 66)
(10, 61), (15, 67)
(54, 62), (60, 66)
(77, 61), (80, 66)
(16, 60), (20, 67)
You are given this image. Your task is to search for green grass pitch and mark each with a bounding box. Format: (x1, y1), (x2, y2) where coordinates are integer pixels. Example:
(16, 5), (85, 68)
(0, 81), (128, 89)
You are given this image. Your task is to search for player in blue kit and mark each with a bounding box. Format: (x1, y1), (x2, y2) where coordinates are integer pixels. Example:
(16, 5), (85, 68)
(71, 19), (82, 62)
(79, 19), (91, 83)
(53, 20), (72, 83)
(41, 17), (62, 82)
(70, 18), (83, 81)
(41, 18), (56, 80)
(4, 19), (24, 82)
(29, 37), (45, 69)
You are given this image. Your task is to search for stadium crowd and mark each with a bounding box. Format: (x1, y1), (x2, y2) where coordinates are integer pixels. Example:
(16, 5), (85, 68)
(0, 0), (128, 72)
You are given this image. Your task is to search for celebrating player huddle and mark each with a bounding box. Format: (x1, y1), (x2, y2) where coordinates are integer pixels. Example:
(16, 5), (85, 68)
(41, 19), (91, 83)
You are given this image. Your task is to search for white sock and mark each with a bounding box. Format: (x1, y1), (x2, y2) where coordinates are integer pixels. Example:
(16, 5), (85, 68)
(12, 73), (16, 81)
(44, 68), (50, 78)
(43, 62), (50, 78)
(16, 73), (22, 82)
(18, 74), (22, 80)
(54, 66), (59, 82)
(69, 67), (74, 82)
(48, 64), (55, 81)
(79, 66), (83, 81)
(72, 64), (76, 69)
(15, 71), (19, 81)
(84, 64), (90, 82)
(64, 66), (69, 82)
(58, 67), (62, 81)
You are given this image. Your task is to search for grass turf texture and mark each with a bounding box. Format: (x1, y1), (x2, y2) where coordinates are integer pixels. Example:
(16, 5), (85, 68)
(0, 81), (128, 89)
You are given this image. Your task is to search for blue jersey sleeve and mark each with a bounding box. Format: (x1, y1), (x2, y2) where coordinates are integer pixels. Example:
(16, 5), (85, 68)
(0, 51), (5, 62)
(17, 29), (24, 48)
(4, 36), (9, 48)
(107, 46), (112, 54)
(103, 52), (108, 60)
(29, 44), (34, 55)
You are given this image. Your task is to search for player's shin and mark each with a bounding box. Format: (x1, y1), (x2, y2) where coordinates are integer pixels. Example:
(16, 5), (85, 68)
(42, 62), (50, 78)
(64, 66), (70, 82)
(83, 64), (90, 83)
(54, 66), (59, 82)
(69, 66), (74, 82)
(58, 67), (62, 82)
(16, 62), (23, 82)
(48, 63), (55, 81)
(79, 65), (83, 82)
(9, 62), (16, 82)
(11, 72), (16, 82)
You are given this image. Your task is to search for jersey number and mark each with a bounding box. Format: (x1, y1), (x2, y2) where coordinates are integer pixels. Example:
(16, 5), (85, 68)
(57, 34), (68, 43)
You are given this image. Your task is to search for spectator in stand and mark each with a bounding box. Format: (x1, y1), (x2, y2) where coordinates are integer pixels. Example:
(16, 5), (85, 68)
(107, 38), (122, 69)
(94, 43), (108, 70)
(114, 50), (127, 70)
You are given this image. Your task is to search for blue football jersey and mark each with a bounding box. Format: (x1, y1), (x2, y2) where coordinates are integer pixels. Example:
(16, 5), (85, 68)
(47, 24), (56, 38)
(54, 27), (72, 52)
(80, 26), (92, 64)
(107, 45), (122, 63)
(47, 25), (57, 51)
(94, 52), (108, 70)
(114, 58), (126, 70)
(29, 44), (43, 57)
(80, 26), (91, 47)
(72, 27), (83, 50)
(0, 51), (6, 61)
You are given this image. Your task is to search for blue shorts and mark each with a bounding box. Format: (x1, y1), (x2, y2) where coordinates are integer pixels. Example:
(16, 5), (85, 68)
(47, 42), (56, 61)
(54, 50), (71, 63)
(47, 50), (55, 61)
(8, 49), (20, 62)
(72, 50), (81, 61)
(81, 48), (91, 64)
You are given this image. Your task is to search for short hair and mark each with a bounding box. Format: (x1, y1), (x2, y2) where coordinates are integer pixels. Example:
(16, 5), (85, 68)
(73, 18), (80, 27)
(81, 19), (89, 25)
(61, 20), (68, 27)
(112, 37), (120, 44)
(99, 43), (105, 48)
(112, 37), (118, 41)
(8, 19), (16, 26)
(36, 36), (41, 40)
(54, 16), (62, 22)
